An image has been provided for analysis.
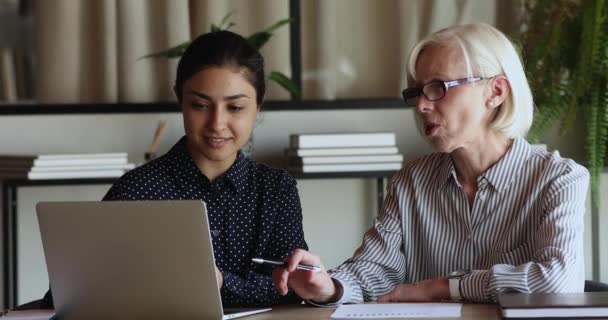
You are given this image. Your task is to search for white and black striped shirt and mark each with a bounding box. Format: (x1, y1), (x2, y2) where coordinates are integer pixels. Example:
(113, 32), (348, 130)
(329, 136), (589, 303)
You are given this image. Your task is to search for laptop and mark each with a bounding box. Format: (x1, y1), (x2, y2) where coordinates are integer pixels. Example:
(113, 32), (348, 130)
(36, 200), (271, 320)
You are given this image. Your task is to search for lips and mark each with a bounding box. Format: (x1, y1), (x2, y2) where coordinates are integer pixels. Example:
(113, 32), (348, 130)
(424, 122), (440, 136)
(205, 136), (231, 148)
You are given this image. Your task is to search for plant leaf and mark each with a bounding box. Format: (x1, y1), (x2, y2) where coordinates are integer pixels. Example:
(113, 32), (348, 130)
(211, 24), (222, 32)
(268, 71), (301, 98)
(261, 18), (292, 34)
(246, 19), (291, 50)
(140, 41), (191, 60)
(247, 33), (273, 50)
(219, 11), (236, 29)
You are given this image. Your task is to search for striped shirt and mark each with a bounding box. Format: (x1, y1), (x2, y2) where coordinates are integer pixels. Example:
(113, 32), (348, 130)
(329, 136), (589, 303)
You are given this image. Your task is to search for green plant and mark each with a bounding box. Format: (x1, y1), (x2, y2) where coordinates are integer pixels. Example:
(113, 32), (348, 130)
(144, 12), (301, 98)
(520, 0), (608, 205)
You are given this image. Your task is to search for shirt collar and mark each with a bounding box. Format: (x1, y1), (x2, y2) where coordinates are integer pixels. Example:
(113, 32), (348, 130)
(222, 151), (250, 194)
(436, 153), (457, 189)
(482, 136), (531, 192)
(435, 136), (531, 191)
(168, 136), (251, 194)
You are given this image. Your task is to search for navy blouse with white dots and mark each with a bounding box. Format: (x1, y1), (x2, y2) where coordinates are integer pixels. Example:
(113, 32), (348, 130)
(42, 136), (308, 308)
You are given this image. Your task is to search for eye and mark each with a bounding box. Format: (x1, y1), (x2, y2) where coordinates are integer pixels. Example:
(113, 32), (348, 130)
(228, 105), (244, 112)
(191, 102), (209, 110)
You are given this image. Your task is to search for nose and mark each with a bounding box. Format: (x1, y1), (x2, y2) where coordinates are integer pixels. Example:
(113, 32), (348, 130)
(208, 107), (227, 131)
(415, 95), (433, 114)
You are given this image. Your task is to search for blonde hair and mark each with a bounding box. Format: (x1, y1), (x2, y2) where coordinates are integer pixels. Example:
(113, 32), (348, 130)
(407, 23), (534, 138)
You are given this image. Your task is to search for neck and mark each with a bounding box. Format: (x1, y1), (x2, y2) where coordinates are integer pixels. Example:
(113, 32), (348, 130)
(451, 132), (513, 186)
(186, 144), (237, 182)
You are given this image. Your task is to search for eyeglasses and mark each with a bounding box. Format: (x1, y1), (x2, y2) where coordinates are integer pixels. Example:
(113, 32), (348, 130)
(401, 77), (489, 107)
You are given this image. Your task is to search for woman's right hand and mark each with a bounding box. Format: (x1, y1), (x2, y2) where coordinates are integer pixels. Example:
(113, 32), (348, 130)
(271, 249), (341, 303)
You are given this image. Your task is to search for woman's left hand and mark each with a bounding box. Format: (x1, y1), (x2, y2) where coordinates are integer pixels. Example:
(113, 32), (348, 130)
(377, 278), (450, 302)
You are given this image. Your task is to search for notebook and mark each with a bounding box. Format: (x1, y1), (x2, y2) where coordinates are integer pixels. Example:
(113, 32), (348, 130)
(498, 292), (608, 319)
(330, 302), (462, 319)
(36, 200), (271, 320)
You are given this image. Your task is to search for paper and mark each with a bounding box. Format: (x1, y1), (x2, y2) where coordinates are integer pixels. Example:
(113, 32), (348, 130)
(330, 303), (462, 319)
(2, 310), (56, 320)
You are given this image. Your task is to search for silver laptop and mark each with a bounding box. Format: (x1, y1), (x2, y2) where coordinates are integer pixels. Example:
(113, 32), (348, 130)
(36, 200), (271, 320)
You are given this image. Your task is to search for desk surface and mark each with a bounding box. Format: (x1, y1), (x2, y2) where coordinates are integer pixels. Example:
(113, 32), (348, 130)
(246, 304), (499, 320)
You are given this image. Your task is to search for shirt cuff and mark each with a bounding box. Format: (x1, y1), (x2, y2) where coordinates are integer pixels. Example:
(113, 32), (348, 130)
(306, 277), (350, 307)
(460, 270), (490, 302)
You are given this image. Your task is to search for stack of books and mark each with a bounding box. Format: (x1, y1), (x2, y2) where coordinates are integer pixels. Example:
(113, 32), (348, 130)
(0, 153), (135, 180)
(498, 292), (608, 319)
(286, 132), (403, 173)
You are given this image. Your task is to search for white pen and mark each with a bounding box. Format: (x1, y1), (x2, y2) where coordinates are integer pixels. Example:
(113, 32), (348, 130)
(252, 258), (321, 273)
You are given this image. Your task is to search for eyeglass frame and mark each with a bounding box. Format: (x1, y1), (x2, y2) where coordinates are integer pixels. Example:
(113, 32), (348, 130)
(401, 76), (491, 107)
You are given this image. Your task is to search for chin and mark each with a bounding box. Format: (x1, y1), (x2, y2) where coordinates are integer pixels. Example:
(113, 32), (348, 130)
(429, 138), (455, 153)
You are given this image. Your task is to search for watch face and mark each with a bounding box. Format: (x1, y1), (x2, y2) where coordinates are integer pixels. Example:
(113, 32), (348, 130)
(449, 269), (470, 278)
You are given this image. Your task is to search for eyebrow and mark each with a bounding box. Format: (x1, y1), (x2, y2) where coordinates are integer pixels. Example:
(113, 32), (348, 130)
(185, 90), (250, 101)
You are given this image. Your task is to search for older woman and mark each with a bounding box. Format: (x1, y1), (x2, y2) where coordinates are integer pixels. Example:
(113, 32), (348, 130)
(272, 23), (588, 304)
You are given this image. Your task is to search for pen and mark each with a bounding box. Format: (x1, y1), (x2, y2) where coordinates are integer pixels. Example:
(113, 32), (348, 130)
(252, 258), (321, 273)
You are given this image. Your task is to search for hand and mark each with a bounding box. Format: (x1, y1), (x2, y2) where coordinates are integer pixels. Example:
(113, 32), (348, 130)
(215, 266), (223, 288)
(377, 278), (449, 302)
(272, 249), (340, 303)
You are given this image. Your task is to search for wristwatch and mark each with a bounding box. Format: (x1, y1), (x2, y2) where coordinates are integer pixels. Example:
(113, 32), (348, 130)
(447, 269), (470, 300)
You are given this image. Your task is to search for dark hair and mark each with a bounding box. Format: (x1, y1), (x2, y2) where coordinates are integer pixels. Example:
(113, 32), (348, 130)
(174, 30), (266, 105)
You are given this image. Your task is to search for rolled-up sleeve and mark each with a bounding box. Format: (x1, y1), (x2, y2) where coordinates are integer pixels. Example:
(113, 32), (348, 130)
(461, 163), (589, 302)
(328, 175), (407, 304)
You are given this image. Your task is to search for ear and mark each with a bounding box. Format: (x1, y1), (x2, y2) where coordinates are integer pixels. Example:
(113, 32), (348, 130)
(486, 75), (510, 110)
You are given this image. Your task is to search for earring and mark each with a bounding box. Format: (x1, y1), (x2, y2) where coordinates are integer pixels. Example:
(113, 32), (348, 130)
(488, 101), (495, 107)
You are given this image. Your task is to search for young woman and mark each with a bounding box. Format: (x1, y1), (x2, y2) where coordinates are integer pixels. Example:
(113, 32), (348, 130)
(273, 23), (588, 304)
(41, 30), (307, 308)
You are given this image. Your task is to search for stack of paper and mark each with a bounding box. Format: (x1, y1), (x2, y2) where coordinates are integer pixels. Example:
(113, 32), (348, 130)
(0, 153), (135, 180)
(27, 153), (135, 179)
(330, 303), (462, 319)
(286, 132), (403, 173)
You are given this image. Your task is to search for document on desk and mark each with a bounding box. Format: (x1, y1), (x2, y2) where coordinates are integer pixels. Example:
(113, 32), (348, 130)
(2, 310), (56, 320)
(330, 302), (462, 319)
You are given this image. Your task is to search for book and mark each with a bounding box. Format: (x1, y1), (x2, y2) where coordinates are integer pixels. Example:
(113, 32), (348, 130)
(290, 132), (396, 149)
(36, 152), (128, 160)
(28, 169), (128, 180)
(289, 162), (402, 173)
(286, 146), (399, 157)
(33, 158), (128, 167)
(498, 292), (608, 319)
(30, 163), (136, 172)
(330, 303), (462, 319)
(290, 154), (404, 165)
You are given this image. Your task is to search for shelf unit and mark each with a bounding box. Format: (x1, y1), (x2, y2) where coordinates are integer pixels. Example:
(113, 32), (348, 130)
(0, 98), (405, 115)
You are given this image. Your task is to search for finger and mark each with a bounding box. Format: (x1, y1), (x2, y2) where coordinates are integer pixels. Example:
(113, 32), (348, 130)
(377, 294), (388, 303)
(377, 291), (392, 303)
(271, 269), (282, 290)
(284, 249), (306, 272)
(272, 268), (289, 295)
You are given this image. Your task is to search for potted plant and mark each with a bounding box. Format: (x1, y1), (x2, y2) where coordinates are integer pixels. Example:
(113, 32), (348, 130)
(519, 0), (607, 205)
(144, 12), (300, 98)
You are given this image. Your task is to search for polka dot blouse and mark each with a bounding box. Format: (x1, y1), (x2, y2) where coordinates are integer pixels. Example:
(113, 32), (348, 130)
(41, 136), (308, 308)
